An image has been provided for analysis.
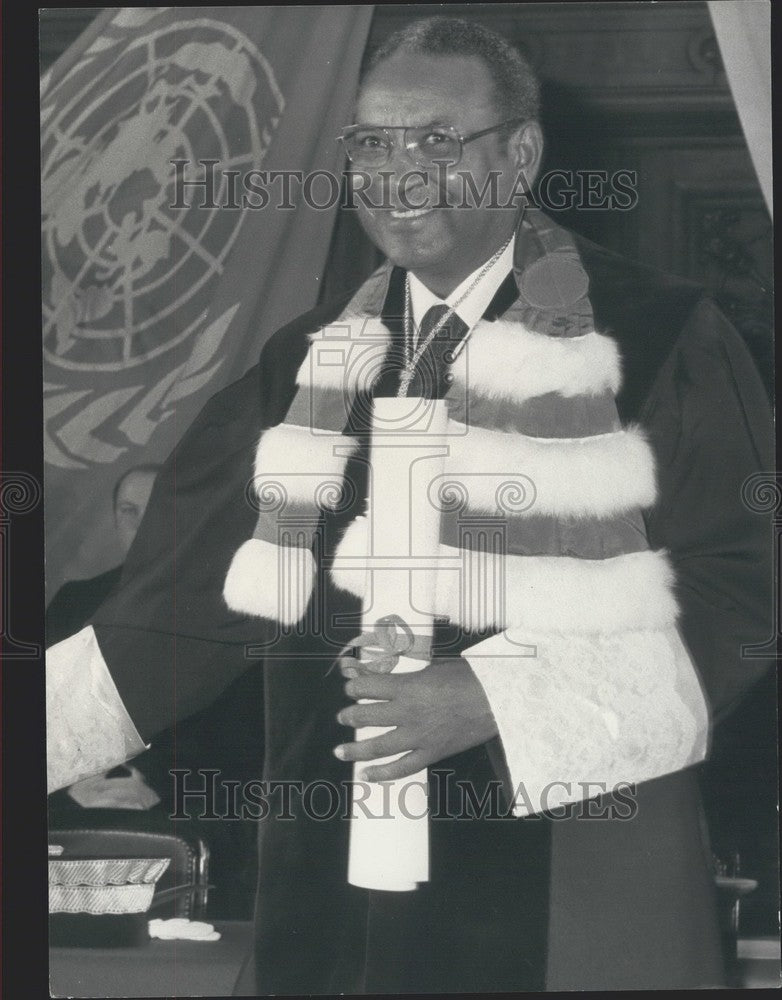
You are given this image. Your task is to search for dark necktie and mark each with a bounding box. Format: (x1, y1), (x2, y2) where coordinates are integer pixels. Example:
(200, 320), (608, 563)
(409, 304), (469, 400)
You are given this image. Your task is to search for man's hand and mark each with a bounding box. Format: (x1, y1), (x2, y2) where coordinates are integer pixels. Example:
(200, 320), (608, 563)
(333, 656), (499, 781)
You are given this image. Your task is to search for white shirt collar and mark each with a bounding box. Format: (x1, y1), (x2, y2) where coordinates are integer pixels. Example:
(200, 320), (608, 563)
(407, 235), (515, 334)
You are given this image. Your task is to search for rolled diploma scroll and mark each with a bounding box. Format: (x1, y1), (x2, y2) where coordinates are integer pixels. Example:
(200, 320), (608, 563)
(347, 397), (449, 891)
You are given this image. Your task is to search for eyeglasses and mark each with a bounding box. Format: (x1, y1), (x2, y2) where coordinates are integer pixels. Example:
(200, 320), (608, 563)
(337, 117), (527, 169)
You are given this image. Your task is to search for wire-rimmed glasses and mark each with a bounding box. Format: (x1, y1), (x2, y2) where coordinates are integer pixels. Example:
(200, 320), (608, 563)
(337, 118), (527, 169)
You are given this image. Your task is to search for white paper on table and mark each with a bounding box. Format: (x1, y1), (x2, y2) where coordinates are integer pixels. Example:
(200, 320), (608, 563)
(347, 397), (449, 892)
(148, 918), (221, 941)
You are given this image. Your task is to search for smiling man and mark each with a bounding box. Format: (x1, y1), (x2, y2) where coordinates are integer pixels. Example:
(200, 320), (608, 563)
(46, 16), (772, 993)
(348, 44), (541, 294)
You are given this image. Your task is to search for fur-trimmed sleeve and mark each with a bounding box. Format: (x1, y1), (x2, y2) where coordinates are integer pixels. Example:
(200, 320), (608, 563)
(463, 625), (709, 817)
(462, 297), (771, 815)
(47, 626), (148, 792)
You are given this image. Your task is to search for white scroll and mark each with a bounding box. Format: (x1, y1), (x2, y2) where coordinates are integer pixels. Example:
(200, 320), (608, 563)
(346, 397), (449, 891)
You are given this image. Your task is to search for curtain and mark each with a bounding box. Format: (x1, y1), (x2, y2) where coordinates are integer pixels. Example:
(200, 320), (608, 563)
(708, 0), (772, 216)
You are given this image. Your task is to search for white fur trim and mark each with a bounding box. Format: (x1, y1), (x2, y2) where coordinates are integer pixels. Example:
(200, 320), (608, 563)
(451, 320), (621, 402)
(437, 545), (678, 633)
(223, 537), (315, 625)
(330, 515), (370, 597)
(441, 422), (656, 516)
(254, 424), (358, 509)
(259, 420), (656, 518)
(331, 518), (677, 633)
(295, 316), (391, 394)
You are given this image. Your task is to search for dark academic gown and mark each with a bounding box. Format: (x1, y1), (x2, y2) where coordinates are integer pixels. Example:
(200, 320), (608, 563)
(90, 233), (773, 992)
(46, 565), (123, 648)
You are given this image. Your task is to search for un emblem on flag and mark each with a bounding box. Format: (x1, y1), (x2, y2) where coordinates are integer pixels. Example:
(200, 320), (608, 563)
(40, 12), (284, 467)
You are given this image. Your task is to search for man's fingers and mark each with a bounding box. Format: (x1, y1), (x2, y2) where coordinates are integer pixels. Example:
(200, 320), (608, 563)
(336, 700), (399, 728)
(344, 673), (399, 700)
(361, 750), (429, 782)
(333, 729), (410, 762)
(337, 655), (359, 679)
(333, 640), (364, 679)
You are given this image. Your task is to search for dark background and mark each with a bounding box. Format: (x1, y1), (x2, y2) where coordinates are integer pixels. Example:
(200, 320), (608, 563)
(35, 0), (778, 938)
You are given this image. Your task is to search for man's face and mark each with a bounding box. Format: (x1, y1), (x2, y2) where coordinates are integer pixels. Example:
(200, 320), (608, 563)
(352, 52), (534, 295)
(114, 470), (157, 557)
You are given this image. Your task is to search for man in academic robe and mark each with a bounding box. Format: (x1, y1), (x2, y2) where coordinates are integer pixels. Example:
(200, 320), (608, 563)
(46, 17), (773, 992)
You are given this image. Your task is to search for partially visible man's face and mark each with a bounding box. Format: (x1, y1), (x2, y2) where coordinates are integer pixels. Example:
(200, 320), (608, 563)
(353, 52), (534, 295)
(114, 470), (157, 557)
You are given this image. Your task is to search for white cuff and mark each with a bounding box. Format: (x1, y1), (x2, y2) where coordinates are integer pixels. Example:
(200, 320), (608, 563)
(46, 626), (148, 794)
(463, 626), (709, 816)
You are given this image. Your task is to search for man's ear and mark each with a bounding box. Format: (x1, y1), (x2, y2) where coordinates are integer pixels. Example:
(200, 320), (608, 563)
(508, 120), (544, 186)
